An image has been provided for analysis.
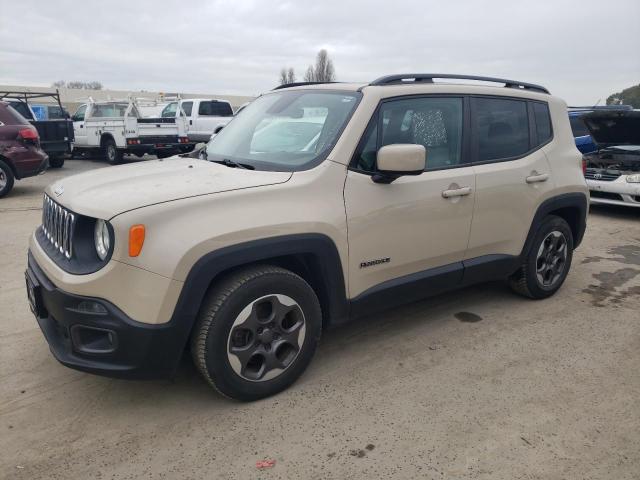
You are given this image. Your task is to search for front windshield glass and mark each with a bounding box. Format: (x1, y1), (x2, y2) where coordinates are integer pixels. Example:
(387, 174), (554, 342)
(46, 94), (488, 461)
(205, 90), (361, 170)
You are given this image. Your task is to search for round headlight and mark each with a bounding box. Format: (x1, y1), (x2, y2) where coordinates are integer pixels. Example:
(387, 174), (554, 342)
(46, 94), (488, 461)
(626, 174), (640, 183)
(94, 219), (111, 261)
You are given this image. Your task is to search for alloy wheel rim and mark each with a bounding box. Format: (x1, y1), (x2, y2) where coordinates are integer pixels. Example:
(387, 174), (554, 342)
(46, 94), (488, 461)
(227, 294), (306, 382)
(535, 230), (567, 288)
(107, 145), (116, 161)
(0, 170), (6, 189)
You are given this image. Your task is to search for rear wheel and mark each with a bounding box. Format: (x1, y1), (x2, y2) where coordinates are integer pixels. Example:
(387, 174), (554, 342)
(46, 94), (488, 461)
(191, 265), (322, 401)
(0, 160), (15, 198)
(49, 156), (65, 168)
(102, 138), (122, 165)
(509, 215), (573, 299)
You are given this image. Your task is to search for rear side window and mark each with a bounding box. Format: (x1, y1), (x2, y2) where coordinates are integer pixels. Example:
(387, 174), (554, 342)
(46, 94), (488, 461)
(1, 104), (30, 125)
(532, 102), (552, 145)
(473, 97), (529, 161)
(198, 101), (233, 117)
(569, 115), (590, 137)
(182, 101), (193, 116)
(8, 101), (33, 120)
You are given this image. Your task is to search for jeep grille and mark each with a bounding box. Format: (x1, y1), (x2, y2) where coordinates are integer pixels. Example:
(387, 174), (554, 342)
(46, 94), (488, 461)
(42, 194), (76, 259)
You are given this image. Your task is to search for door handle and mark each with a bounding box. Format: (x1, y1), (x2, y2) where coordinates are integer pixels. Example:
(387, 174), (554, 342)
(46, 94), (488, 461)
(79, 124), (83, 128)
(526, 173), (549, 183)
(442, 186), (472, 198)
(189, 120), (193, 125)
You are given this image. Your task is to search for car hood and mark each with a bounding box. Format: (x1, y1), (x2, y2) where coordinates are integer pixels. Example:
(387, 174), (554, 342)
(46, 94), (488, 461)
(582, 110), (640, 147)
(46, 157), (292, 219)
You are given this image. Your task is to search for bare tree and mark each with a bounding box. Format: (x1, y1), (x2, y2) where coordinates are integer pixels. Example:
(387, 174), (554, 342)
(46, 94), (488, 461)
(86, 81), (103, 90)
(303, 65), (315, 82)
(51, 80), (104, 90)
(279, 67), (298, 85)
(304, 49), (336, 83)
(279, 68), (289, 85)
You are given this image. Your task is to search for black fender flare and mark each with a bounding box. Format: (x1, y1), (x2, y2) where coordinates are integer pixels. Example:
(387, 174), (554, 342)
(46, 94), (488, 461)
(99, 132), (115, 147)
(520, 192), (588, 257)
(168, 233), (349, 356)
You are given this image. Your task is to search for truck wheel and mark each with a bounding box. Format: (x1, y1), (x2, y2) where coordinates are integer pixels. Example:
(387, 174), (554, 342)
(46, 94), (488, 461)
(509, 215), (573, 299)
(191, 265), (322, 401)
(102, 139), (122, 165)
(49, 156), (65, 168)
(0, 160), (15, 198)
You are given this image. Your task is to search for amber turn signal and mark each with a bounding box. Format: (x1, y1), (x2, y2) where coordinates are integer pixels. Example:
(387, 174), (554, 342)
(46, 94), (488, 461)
(128, 225), (145, 257)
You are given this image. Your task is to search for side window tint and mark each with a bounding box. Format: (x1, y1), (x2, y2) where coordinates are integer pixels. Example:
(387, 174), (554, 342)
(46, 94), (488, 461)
(198, 101), (212, 115)
(380, 97), (463, 169)
(533, 102), (552, 145)
(182, 102), (193, 116)
(474, 98), (529, 161)
(354, 97), (463, 172)
(354, 123), (378, 171)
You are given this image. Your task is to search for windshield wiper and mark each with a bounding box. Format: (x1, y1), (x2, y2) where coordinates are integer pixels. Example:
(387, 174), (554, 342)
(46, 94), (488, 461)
(211, 158), (255, 170)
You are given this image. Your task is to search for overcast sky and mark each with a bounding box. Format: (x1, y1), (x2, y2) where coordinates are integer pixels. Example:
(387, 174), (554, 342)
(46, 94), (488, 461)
(1, 0), (638, 104)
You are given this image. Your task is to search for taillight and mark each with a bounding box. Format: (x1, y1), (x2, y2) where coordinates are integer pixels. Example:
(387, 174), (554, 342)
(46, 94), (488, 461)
(179, 137), (189, 144)
(126, 138), (141, 145)
(581, 156), (587, 175)
(18, 128), (38, 141)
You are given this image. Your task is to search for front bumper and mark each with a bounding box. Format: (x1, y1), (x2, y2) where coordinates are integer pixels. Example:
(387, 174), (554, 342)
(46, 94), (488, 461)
(586, 178), (640, 207)
(26, 252), (188, 379)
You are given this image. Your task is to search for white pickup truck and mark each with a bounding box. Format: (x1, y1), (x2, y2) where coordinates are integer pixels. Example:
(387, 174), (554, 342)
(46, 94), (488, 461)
(160, 98), (234, 144)
(71, 99), (192, 164)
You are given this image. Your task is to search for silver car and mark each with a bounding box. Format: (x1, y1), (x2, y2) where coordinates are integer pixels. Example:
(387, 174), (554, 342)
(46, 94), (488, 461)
(583, 110), (640, 208)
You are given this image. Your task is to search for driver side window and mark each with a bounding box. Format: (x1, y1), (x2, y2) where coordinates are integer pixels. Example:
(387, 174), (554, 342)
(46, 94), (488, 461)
(353, 97), (464, 172)
(72, 105), (87, 122)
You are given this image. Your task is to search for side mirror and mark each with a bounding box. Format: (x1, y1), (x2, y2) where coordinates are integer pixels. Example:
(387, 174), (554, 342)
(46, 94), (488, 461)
(373, 144), (426, 184)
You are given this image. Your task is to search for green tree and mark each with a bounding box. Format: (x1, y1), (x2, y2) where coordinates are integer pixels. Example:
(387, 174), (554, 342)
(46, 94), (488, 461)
(606, 83), (640, 108)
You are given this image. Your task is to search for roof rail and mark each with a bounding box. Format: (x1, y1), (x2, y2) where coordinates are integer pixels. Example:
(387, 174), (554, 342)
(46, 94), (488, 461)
(273, 81), (339, 90)
(369, 74), (550, 94)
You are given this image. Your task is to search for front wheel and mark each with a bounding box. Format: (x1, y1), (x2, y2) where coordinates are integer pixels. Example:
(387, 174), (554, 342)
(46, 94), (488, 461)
(509, 215), (574, 299)
(191, 265), (322, 401)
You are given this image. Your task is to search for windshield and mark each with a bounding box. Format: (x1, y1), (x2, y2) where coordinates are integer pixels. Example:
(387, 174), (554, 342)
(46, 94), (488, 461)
(205, 90), (361, 171)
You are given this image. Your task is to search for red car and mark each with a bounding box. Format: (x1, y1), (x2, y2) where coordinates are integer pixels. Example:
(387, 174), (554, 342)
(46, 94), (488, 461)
(0, 101), (48, 197)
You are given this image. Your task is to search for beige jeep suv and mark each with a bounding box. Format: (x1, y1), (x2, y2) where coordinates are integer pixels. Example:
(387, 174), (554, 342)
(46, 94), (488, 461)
(25, 74), (588, 400)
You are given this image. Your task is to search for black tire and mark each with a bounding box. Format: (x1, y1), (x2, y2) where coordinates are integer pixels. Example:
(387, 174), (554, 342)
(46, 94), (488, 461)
(49, 156), (65, 168)
(509, 215), (574, 299)
(191, 265), (322, 401)
(102, 138), (122, 165)
(0, 159), (15, 198)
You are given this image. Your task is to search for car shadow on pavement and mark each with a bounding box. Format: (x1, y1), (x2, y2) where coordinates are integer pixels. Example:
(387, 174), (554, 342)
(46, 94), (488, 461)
(97, 280), (511, 406)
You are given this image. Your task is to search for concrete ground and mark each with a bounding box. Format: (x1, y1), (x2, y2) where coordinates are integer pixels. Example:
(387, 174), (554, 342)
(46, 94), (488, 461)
(1, 158), (638, 480)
